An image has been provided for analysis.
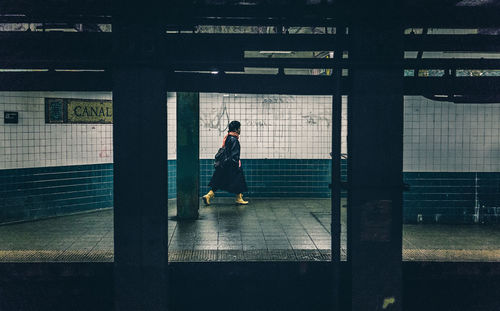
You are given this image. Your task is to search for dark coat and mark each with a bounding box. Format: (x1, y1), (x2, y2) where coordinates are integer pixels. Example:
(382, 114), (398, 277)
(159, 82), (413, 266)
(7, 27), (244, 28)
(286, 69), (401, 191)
(209, 135), (248, 194)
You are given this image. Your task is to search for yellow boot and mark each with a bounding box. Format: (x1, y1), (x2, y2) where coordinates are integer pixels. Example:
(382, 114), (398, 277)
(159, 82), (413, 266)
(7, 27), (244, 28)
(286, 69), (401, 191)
(202, 190), (215, 206)
(235, 193), (248, 205)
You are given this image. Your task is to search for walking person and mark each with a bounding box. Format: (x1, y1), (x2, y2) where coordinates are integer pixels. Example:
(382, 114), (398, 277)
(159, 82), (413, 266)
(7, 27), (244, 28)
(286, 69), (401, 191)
(202, 121), (249, 205)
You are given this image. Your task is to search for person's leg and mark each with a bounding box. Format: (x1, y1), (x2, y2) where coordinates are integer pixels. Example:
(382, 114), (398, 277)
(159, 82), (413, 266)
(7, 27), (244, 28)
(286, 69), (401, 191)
(234, 168), (248, 205)
(202, 188), (216, 206)
(235, 193), (248, 205)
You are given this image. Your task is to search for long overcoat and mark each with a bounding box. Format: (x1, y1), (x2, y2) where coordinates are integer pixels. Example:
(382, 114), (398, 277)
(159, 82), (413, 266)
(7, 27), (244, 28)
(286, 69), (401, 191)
(209, 135), (248, 194)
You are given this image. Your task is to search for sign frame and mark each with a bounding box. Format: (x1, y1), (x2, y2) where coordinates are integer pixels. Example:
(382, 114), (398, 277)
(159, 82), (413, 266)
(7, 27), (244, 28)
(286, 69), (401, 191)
(44, 98), (113, 124)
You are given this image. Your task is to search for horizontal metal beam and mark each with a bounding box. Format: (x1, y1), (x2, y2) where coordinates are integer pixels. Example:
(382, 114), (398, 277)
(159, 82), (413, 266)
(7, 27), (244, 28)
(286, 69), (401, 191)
(0, 0), (112, 21)
(1, 1), (499, 27)
(167, 5), (500, 28)
(401, 6), (500, 28)
(4, 57), (500, 72)
(0, 71), (343, 93)
(168, 73), (500, 97)
(166, 72), (341, 95)
(166, 33), (346, 51)
(0, 33), (347, 69)
(404, 35), (500, 52)
(0, 71), (111, 91)
(404, 77), (500, 95)
(175, 58), (500, 71)
(171, 58), (337, 71)
(404, 59), (500, 70)
(3, 33), (500, 70)
(0, 15), (111, 24)
(0, 32), (111, 69)
(0, 71), (498, 97)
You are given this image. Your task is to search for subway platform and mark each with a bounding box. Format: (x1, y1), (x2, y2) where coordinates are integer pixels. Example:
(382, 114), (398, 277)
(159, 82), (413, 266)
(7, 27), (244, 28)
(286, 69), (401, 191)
(0, 199), (499, 263)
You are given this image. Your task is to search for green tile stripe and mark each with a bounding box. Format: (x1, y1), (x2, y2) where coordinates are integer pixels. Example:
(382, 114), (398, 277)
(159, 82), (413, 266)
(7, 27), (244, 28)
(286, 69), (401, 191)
(403, 172), (500, 224)
(0, 164), (113, 224)
(3, 164), (499, 224)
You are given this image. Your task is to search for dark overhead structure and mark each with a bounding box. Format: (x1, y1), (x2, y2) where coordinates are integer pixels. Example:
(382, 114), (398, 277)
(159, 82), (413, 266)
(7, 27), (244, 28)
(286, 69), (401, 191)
(0, 1), (499, 311)
(0, 0), (499, 99)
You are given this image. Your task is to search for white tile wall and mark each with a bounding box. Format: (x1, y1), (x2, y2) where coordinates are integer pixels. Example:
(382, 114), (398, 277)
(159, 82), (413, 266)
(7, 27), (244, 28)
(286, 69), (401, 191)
(404, 96), (500, 172)
(341, 95), (348, 155)
(167, 93), (339, 160)
(6, 92), (496, 172)
(0, 92), (113, 169)
(167, 92), (177, 160)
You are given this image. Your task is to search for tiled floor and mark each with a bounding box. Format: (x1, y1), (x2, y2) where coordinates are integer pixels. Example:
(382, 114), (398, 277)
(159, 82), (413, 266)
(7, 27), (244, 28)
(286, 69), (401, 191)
(169, 198), (343, 250)
(0, 198), (499, 262)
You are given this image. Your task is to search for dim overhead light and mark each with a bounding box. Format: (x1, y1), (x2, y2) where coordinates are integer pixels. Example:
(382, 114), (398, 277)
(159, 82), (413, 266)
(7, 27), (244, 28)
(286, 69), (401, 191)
(54, 69), (105, 72)
(0, 69), (49, 72)
(259, 51), (292, 54)
(211, 71), (219, 74)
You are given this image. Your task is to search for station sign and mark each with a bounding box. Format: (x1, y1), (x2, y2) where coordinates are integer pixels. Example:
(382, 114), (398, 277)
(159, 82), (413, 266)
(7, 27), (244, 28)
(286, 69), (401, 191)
(45, 98), (113, 124)
(67, 99), (113, 123)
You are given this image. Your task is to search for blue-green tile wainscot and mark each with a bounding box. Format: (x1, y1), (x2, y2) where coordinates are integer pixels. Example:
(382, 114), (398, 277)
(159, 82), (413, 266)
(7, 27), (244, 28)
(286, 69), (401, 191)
(0, 164), (113, 224)
(2, 162), (499, 224)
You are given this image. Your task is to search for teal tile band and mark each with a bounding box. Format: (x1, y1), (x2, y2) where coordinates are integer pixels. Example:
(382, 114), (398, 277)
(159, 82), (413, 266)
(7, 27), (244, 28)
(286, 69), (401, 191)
(2, 162), (499, 224)
(0, 164), (113, 224)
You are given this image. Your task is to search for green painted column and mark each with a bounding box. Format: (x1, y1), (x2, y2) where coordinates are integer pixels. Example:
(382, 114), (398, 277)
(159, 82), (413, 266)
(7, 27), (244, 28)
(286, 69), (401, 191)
(177, 92), (200, 220)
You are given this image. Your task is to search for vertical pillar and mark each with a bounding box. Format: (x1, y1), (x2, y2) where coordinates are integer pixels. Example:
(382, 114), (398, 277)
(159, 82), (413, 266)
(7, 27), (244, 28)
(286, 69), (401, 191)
(112, 12), (168, 311)
(330, 44), (344, 310)
(347, 4), (403, 311)
(176, 92), (200, 220)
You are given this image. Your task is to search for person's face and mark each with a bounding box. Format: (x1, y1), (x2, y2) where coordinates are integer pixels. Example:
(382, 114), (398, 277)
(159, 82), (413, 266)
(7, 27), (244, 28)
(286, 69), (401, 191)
(236, 127), (241, 134)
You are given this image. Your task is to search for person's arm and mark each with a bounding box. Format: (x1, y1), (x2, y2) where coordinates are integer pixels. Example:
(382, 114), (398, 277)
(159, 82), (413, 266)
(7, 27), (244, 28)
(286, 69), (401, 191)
(228, 137), (240, 167)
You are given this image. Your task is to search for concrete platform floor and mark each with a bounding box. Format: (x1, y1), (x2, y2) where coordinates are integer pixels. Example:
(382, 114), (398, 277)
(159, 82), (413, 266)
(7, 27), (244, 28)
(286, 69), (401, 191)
(0, 198), (499, 262)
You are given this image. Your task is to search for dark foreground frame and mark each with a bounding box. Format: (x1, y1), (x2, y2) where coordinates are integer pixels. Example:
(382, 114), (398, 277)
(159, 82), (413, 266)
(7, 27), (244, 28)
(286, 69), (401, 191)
(0, 262), (499, 311)
(1, 1), (500, 310)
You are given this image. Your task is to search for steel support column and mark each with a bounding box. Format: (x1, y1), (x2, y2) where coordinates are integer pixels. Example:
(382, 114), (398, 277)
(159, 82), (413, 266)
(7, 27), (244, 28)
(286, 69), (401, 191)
(112, 17), (168, 311)
(347, 7), (404, 311)
(176, 92), (200, 220)
(330, 40), (344, 310)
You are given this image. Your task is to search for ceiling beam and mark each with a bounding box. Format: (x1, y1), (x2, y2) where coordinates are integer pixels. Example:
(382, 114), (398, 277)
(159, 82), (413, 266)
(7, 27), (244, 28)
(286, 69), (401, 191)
(404, 77), (500, 95)
(166, 72), (341, 94)
(403, 59), (500, 70)
(0, 0), (112, 19)
(0, 71), (111, 91)
(1, 1), (499, 27)
(1, 71), (498, 98)
(0, 32), (112, 69)
(166, 33), (346, 51)
(404, 35), (500, 52)
(0, 33), (499, 70)
(175, 58), (500, 71)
